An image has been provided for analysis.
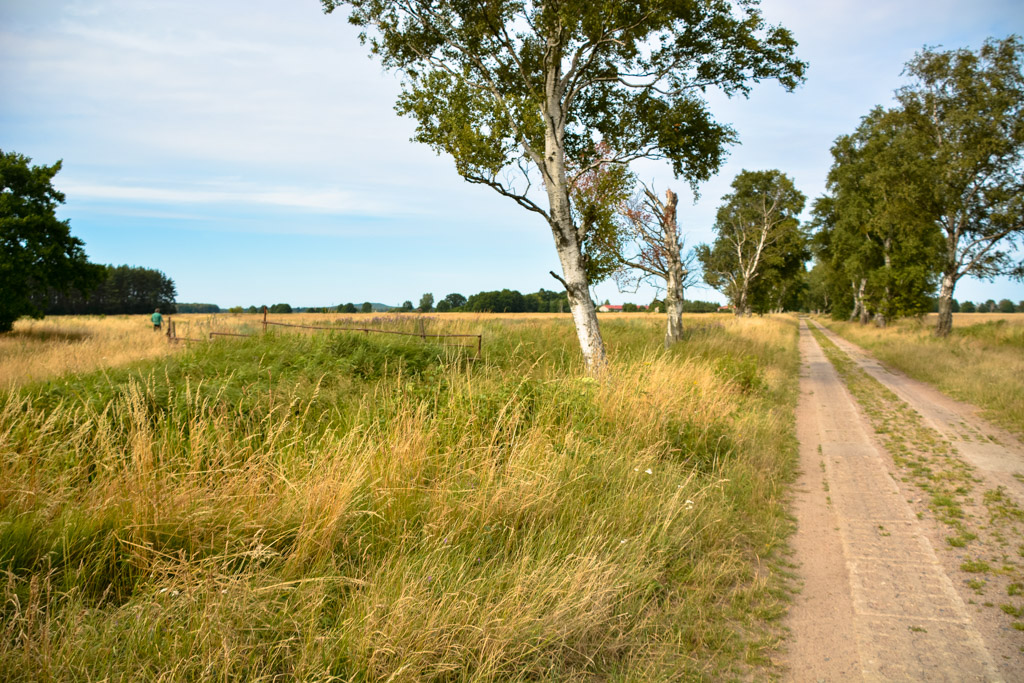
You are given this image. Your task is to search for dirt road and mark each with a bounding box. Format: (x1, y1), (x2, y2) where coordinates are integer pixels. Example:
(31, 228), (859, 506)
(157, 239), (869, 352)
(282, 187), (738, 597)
(783, 319), (1018, 682)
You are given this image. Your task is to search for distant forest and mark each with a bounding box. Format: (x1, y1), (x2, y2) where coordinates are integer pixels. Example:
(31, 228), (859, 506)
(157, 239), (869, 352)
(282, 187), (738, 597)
(36, 265), (177, 315)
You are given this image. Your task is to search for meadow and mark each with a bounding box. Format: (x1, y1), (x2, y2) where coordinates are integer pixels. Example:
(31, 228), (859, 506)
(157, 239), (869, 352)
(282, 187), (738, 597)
(1, 312), (800, 680)
(818, 313), (1024, 437)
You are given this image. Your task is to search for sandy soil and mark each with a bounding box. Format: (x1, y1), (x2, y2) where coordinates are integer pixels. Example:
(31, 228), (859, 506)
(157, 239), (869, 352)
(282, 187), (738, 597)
(782, 319), (1014, 682)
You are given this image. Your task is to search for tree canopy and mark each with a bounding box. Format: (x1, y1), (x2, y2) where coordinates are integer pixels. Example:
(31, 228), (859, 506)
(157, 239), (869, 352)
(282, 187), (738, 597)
(697, 169), (806, 315)
(0, 150), (102, 332)
(813, 107), (941, 324)
(322, 0), (805, 370)
(896, 36), (1024, 335)
(38, 264), (178, 315)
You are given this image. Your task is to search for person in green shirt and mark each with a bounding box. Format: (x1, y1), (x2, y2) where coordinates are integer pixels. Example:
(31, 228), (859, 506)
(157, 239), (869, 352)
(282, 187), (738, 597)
(151, 308), (163, 330)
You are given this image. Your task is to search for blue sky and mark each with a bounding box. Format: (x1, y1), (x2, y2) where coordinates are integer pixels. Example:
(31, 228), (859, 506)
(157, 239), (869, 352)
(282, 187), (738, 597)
(2, 0), (1022, 308)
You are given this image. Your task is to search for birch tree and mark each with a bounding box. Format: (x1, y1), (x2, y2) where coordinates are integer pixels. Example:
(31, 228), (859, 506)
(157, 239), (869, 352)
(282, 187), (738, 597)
(321, 0), (805, 372)
(818, 107), (940, 326)
(613, 186), (698, 346)
(697, 170), (805, 316)
(896, 36), (1024, 336)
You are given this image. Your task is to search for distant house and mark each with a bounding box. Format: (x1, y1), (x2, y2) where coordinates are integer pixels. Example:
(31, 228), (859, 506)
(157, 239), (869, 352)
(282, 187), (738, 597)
(717, 306), (732, 313)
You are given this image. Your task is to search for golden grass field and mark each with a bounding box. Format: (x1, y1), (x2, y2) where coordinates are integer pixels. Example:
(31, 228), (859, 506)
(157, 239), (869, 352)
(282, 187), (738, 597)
(1, 311), (800, 680)
(818, 313), (1024, 437)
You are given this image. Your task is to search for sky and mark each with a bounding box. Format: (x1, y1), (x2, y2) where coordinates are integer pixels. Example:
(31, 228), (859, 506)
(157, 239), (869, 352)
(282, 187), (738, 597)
(1, 0), (1023, 308)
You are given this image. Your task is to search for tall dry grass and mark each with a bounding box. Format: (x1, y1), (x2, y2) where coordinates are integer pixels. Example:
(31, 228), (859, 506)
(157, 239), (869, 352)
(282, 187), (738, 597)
(0, 316), (176, 389)
(1, 313), (799, 680)
(817, 313), (1024, 436)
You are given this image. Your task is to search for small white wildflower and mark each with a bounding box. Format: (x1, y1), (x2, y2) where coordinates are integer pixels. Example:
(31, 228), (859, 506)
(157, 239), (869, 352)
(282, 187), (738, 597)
(620, 539), (628, 544)
(644, 468), (652, 475)
(633, 467), (639, 472)
(170, 590), (180, 597)
(684, 500), (695, 510)
(159, 587), (168, 593)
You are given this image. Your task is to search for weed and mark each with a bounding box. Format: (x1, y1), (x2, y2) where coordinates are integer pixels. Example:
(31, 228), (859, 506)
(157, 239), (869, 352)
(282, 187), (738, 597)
(961, 560), (991, 574)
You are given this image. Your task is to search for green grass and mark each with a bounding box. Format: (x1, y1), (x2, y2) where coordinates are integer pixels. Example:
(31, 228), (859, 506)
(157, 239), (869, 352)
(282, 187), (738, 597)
(0, 314), (801, 680)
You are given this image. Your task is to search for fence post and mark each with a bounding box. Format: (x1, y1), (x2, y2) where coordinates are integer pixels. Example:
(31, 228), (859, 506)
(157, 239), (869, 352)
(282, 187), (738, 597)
(263, 306), (268, 334)
(419, 318), (426, 340)
(477, 334), (482, 360)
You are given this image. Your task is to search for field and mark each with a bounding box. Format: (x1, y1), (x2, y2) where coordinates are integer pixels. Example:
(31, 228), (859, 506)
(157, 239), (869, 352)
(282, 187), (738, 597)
(0, 315), (175, 390)
(817, 313), (1024, 437)
(1, 312), (800, 680)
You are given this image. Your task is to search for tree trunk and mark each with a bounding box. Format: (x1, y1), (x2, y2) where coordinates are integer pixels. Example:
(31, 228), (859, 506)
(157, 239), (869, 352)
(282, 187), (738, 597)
(545, 187), (606, 371)
(849, 280), (860, 322)
(854, 278), (869, 325)
(935, 272), (956, 337)
(661, 189), (684, 347)
(541, 39), (607, 374)
(734, 286), (750, 317)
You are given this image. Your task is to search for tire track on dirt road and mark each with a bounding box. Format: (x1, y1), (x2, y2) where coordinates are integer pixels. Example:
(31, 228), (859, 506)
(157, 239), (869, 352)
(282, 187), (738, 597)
(785, 319), (1003, 682)
(810, 319), (1024, 508)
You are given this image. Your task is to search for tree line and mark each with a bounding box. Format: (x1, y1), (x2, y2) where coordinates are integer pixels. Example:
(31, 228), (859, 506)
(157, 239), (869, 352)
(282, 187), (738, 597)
(8, 1), (1023, 374)
(34, 264), (177, 316)
(320, 0), (1022, 370)
(1, 150), (177, 330)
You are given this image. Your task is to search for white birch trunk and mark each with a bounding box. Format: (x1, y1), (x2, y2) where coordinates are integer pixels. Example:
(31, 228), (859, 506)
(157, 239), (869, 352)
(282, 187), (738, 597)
(936, 272), (956, 337)
(662, 190), (685, 347)
(541, 45), (607, 373)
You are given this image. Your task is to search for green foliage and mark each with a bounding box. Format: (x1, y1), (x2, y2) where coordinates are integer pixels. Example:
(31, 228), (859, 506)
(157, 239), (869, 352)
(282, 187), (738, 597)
(897, 36), (1024, 332)
(40, 265), (179, 315)
(0, 150), (103, 332)
(418, 292), (434, 312)
(176, 303), (220, 314)
(270, 303), (293, 314)
(466, 288), (526, 313)
(815, 107), (942, 323)
(441, 293), (466, 310)
(327, 0), (804, 194)
(400, 300), (413, 312)
(361, 301), (373, 313)
(697, 169), (807, 314)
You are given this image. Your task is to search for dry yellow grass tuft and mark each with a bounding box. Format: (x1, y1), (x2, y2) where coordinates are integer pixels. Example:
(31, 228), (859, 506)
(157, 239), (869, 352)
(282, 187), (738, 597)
(0, 315), (175, 389)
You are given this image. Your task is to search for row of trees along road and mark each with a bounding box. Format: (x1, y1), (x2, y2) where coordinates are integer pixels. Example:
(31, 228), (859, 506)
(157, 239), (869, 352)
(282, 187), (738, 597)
(809, 36), (1024, 336)
(322, 0), (806, 372)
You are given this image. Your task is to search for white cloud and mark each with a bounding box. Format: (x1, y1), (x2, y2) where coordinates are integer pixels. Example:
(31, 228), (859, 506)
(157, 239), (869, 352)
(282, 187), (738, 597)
(59, 180), (398, 215)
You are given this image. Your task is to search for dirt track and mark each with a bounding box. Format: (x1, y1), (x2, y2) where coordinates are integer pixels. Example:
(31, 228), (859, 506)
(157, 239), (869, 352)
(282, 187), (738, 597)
(783, 319), (1022, 682)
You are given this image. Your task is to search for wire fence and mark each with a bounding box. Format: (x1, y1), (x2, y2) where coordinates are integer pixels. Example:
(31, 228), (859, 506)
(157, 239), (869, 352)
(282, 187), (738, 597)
(169, 307), (483, 360)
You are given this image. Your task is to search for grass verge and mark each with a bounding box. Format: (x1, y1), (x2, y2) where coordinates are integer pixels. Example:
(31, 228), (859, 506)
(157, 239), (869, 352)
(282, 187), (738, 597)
(1, 314), (799, 680)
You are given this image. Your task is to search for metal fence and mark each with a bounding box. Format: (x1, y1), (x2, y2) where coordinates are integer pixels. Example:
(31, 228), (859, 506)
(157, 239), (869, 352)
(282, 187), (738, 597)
(170, 307), (482, 359)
